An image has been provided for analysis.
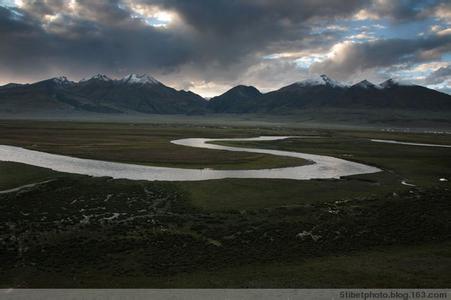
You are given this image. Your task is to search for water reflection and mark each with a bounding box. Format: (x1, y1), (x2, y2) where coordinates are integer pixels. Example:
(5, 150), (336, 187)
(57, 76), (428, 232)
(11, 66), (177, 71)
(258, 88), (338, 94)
(0, 136), (381, 181)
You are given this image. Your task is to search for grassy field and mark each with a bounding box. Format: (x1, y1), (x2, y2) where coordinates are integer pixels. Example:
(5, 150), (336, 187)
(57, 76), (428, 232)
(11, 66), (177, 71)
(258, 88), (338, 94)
(76, 242), (451, 288)
(0, 162), (71, 190)
(5, 240), (450, 288)
(176, 173), (404, 211)
(214, 130), (451, 186)
(0, 120), (310, 170)
(0, 120), (450, 287)
(182, 130), (451, 210)
(0, 175), (449, 288)
(1, 109), (450, 130)
(1, 121), (450, 211)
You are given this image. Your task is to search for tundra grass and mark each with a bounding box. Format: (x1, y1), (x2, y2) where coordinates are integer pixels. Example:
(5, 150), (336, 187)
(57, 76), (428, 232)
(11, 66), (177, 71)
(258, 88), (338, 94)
(175, 172), (404, 211)
(0, 120), (450, 288)
(0, 120), (308, 170)
(62, 242), (451, 288)
(0, 176), (449, 288)
(0, 120), (450, 211)
(214, 132), (451, 187)
(0, 162), (70, 190)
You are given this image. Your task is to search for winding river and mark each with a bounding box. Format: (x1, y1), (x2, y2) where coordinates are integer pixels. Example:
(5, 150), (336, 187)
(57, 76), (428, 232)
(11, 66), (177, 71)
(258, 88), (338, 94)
(0, 136), (381, 181)
(371, 139), (451, 148)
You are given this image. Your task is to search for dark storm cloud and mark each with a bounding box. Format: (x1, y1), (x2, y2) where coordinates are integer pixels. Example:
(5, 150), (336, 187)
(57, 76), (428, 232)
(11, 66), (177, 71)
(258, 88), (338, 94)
(0, 6), (33, 33)
(0, 0), (450, 94)
(358, 0), (431, 21)
(0, 0), (372, 85)
(310, 33), (451, 81)
(19, 0), (66, 16)
(150, 0), (367, 33)
(352, 0), (451, 23)
(148, 0), (368, 59)
(424, 65), (451, 84)
(0, 2), (194, 79)
(19, 0), (130, 24)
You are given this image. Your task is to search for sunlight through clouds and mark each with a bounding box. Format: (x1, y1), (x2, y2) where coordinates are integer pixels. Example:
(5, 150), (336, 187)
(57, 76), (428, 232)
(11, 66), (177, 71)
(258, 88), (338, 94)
(126, 2), (178, 28)
(0, 0), (449, 96)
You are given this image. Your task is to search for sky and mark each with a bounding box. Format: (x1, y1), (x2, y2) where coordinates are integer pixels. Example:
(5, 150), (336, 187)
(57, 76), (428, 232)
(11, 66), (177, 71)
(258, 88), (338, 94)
(0, 0), (450, 97)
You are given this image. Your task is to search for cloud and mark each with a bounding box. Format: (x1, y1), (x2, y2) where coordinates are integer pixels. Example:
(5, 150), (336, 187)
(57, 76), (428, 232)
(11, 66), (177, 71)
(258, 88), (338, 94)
(423, 65), (451, 84)
(309, 33), (451, 81)
(0, 1), (367, 83)
(353, 0), (447, 22)
(0, 3), (195, 79)
(433, 2), (451, 23)
(0, 0), (450, 95)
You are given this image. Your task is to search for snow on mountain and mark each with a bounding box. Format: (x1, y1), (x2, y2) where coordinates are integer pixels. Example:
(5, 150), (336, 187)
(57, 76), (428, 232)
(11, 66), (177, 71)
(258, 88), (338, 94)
(80, 74), (112, 82)
(379, 78), (414, 88)
(51, 76), (74, 85)
(121, 74), (160, 85)
(352, 79), (378, 89)
(296, 78), (324, 87)
(379, 78), (397, 88)
(319, 74), (346, 87)
(296, 74), (346, 88)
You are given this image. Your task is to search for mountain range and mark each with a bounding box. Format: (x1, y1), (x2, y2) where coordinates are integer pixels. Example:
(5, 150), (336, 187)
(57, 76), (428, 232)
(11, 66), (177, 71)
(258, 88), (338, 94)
(0, 74), (450, 116)
(0, 74), (206, 115)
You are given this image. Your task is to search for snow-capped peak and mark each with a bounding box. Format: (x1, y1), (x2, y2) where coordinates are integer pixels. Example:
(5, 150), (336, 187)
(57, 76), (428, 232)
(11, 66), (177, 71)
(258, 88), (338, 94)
(296, 74), (345, 88)
(319, 74), (345, 87)
(353, 79), (376, 89)
(379, 78), (414, 89)
(121, 74), (160, 85)
(92, 74), (112, 81)
(379, 78), (397, 88)
(51, 76), (73, 85)
(379, 78), (414, 88)
(296, 78), (324, 87)
(80, 74), (112, 82)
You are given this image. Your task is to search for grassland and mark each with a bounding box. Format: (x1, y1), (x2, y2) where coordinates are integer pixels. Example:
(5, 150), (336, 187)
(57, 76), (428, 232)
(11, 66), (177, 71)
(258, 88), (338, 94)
(176, 173), (404, 211)
(0, 162), (71, 190)
(0, 120), (450, 287)
(214, 130), (451, 186)
(183, 130), (451, 210)
(74, 242), (451, 288)
(0, 175), (449, 288)
(0, 121), (449, 211)
(1, 109), (450, 130)
(0, 120), (308, 170)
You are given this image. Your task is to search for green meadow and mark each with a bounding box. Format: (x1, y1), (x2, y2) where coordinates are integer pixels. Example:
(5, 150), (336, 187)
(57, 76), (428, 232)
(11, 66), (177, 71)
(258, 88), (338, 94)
(0, 120), (449, 287)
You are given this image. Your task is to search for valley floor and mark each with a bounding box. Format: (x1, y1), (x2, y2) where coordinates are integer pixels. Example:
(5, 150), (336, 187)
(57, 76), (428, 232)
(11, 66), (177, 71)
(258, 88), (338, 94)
(0, 120), (450, 287)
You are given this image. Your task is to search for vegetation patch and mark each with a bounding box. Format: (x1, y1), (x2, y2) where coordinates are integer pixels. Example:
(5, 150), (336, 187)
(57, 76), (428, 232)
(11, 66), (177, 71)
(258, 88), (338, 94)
(0, 121), (450, 287)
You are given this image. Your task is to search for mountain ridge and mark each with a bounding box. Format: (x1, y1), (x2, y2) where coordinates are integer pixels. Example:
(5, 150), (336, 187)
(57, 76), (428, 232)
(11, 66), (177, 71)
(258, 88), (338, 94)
(1, 74), (450, 115)
(208, 75), (451, 113)
(0, 73), (207, 114)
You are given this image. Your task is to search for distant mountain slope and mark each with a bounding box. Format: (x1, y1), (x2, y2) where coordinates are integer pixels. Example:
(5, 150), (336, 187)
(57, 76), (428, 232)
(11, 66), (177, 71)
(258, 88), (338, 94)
(69, 74), (207, 114)
(0, 74), (207, 115)
(0, 74), (450, 116)
(209, 75), (451, 113)
(0, 77), (80, 114)
(208, 85), (262, 113)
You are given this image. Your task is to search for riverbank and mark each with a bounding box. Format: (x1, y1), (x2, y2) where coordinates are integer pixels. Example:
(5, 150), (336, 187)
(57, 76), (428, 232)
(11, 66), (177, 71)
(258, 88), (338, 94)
(0, 120), (450, 287)
(0, 136), (380, 181)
